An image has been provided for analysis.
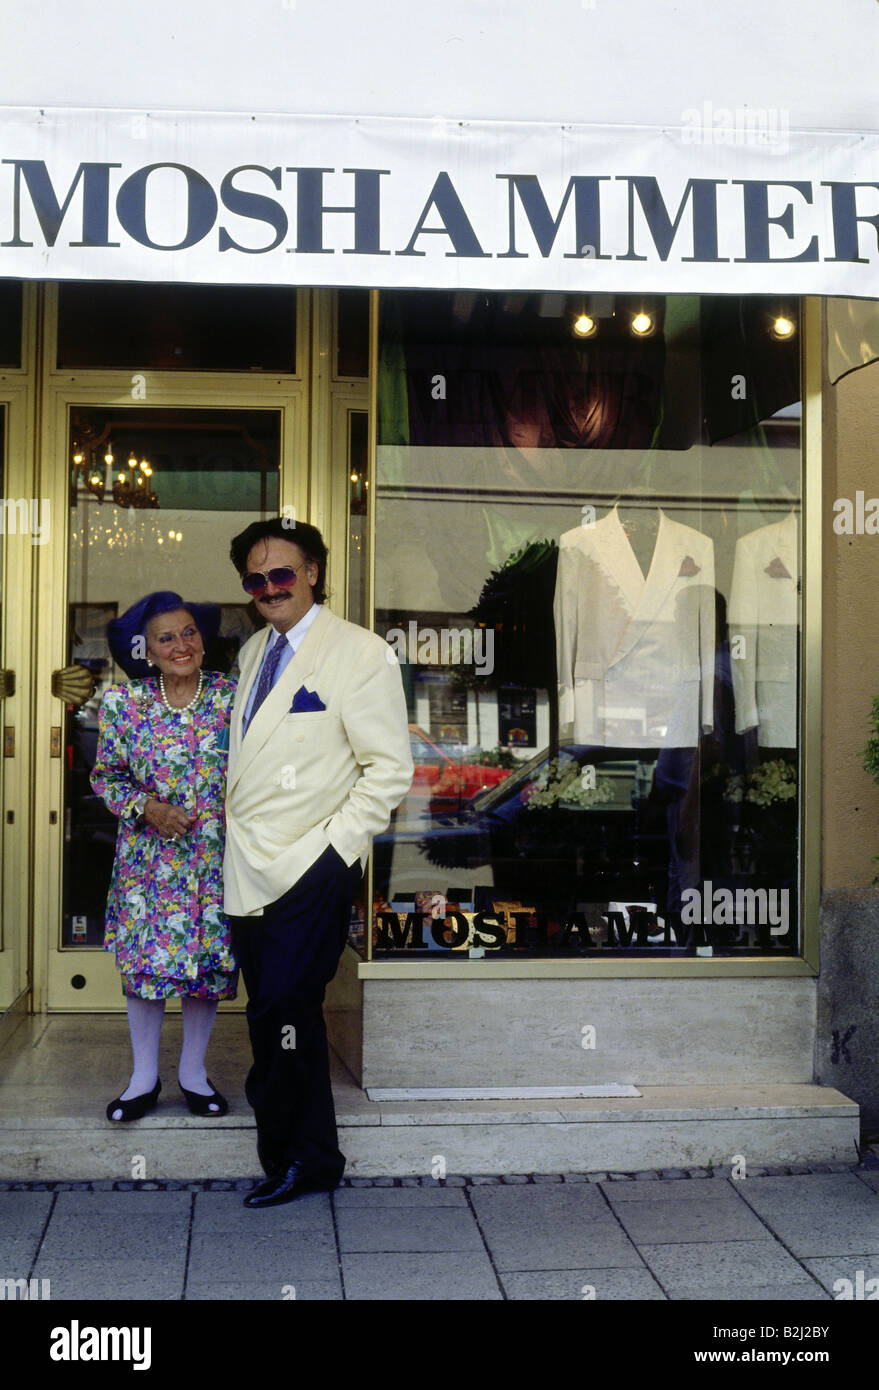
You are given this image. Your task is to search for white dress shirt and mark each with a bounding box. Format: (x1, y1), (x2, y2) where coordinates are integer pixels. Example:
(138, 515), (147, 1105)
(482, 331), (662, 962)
(242, 602), (323, 729)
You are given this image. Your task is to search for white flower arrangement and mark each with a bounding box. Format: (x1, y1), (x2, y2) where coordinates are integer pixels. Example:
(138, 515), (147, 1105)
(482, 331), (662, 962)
(724, 759), (796, 808)
(526, 756), (615, 811)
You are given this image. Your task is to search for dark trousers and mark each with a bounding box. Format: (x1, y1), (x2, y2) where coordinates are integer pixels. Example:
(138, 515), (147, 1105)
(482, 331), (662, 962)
(230, 845), (362, 1180)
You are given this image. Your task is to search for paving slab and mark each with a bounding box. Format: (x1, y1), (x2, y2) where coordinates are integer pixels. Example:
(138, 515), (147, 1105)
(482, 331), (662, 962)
(48, 1190), (191, 1219)
(801, 1254), (879, 1298)
(184, 1279), (343, 1300)
(332, 1186), (466, 1207)
(605, 1192), (770, 1245)
(0, 1190), (53, 1244)
(341, 1251), (500, 1300)
(638, 1240), (830, 1300)
(734, 1174), (879, 1257)
(28, 1259), (185, 1300)
(0, 1237), (50, 1271)
(335, 1206), (484, 1254)
(37, 1217), (187, 1263)
(499, 1268), (667, 1300)
(192, 1189), (334, 1230)
(599, 1179), (741, 1202)
(0, 1191), (55, 1273)
(187, 1227), (338, 1282)
(468, 1184), (641, 1272)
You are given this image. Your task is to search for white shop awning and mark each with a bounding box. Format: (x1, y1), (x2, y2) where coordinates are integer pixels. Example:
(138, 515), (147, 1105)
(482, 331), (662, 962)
(0, 0), (877, 296)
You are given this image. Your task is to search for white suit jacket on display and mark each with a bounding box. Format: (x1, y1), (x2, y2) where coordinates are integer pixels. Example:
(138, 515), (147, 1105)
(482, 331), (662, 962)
(223, 605), (414, 917)
(554, 505), (716, 748)
(728, 511), (799, 748)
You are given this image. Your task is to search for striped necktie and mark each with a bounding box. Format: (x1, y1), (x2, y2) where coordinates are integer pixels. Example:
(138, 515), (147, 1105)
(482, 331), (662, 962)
(245, 634), (284, 734)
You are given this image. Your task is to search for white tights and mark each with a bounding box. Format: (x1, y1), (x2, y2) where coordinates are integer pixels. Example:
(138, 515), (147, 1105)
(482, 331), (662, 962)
(112, 995), (221, 1116)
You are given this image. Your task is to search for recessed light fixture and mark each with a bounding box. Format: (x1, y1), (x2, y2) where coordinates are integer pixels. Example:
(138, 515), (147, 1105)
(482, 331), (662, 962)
(573, 313), (597, 338)
(631, 311), (654, 336)
(771, 315), (795, 340)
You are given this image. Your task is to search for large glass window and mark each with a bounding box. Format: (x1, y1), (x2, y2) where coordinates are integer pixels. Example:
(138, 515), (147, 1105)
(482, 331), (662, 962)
(373, 291), (801, 961)
(58, 283), (297, 372)
(0, 280), (22, 367)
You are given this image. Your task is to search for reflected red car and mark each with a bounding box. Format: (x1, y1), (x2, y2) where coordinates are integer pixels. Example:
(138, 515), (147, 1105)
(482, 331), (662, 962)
(407, 724), (512, 813)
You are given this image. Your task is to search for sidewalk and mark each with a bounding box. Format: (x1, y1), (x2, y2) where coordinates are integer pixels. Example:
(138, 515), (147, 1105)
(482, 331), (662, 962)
(3, 1158), (879, 1301)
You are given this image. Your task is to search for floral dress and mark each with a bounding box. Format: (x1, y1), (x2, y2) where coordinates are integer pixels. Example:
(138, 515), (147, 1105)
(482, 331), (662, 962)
(90, 671), (239, 1000)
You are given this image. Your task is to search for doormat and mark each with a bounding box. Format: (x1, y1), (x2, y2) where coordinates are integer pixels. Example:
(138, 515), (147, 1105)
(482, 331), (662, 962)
(364, 1084), (642, 1101)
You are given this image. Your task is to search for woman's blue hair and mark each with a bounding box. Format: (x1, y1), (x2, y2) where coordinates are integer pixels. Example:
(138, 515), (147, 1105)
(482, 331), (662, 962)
(107, 591), (221, 678)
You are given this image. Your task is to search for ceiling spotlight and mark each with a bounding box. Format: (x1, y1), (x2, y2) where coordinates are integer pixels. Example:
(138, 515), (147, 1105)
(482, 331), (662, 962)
(771, 315), (795, 340)
(631, 312), (654, 336)
(573, 313), (597, 338)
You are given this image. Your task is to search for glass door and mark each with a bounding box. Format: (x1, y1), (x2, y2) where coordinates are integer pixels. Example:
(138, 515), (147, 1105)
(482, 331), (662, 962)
(37, 400), (289, 1009)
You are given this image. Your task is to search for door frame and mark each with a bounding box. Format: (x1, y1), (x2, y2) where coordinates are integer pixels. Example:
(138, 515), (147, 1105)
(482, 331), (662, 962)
(31, 287), (320, 1010)
(0, 375), (37, 1016)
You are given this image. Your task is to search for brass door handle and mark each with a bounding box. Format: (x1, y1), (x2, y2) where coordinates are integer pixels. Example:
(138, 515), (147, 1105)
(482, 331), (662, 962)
(51, 664), (95, 707)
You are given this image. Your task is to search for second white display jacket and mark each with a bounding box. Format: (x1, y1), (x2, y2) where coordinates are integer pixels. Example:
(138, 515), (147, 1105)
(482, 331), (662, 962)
(554, 505), (716, 749)
(727, 510), (798, 748)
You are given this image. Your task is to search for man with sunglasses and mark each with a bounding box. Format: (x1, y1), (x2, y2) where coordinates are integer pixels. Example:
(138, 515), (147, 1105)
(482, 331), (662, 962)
(224, 518), (413, 1207)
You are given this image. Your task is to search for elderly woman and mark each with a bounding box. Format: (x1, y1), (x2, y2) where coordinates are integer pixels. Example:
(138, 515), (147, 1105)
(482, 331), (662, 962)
(91, 590), (238, 1122)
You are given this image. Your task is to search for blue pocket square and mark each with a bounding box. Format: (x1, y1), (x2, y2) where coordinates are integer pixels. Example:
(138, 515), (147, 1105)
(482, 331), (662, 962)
(290, 685), (326, 712)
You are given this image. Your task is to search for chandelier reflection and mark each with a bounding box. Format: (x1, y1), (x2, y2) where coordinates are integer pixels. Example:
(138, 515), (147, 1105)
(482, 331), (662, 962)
(69, 512), (184, 554)
(69, 419), (184, 554)
(71, 440), (159, 508)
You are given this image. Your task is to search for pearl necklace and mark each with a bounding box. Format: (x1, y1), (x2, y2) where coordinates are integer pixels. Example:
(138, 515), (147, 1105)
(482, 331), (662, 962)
(159, 669), (204, 712)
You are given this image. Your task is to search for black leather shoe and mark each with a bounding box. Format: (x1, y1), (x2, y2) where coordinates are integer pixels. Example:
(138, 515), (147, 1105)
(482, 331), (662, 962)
(106, 1078), (161, 1122)
(243, 1161), (342, 1208)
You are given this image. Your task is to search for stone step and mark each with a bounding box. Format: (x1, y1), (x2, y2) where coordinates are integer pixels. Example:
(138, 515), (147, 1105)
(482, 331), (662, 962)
(0, 1085), (860, 1180)
(0, 1017), (860, 1179)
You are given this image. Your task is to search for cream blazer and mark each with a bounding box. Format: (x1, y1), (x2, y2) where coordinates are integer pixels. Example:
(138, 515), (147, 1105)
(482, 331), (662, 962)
(728, 511), (798, 748)
(223, 605), (414, 917)
(554, 506), (715, 748)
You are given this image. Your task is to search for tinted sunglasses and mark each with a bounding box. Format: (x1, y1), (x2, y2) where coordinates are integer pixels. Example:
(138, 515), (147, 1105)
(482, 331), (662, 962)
(241, 561), (307, 596)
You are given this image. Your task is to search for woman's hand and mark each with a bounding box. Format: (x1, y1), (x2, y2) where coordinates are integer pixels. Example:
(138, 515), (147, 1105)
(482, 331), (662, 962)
(143, 798), (196, 841)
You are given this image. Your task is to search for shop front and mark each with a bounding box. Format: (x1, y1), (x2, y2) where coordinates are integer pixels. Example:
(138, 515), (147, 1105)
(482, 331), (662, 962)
(0, 1), (877, 1169)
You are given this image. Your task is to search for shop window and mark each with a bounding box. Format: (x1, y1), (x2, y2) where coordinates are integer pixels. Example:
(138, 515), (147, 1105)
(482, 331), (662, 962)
(57, 283), (297, 372)
(373, 290), (802, 961)
(0, 280), (22, 367)
(336, 288), (369, 378)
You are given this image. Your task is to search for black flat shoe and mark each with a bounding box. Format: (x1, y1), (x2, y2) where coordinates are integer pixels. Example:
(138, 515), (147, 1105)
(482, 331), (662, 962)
(106, 1078), (161, 1122)
(243, 1161), (342, 1209)
(179, 1078), (228, 1116)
